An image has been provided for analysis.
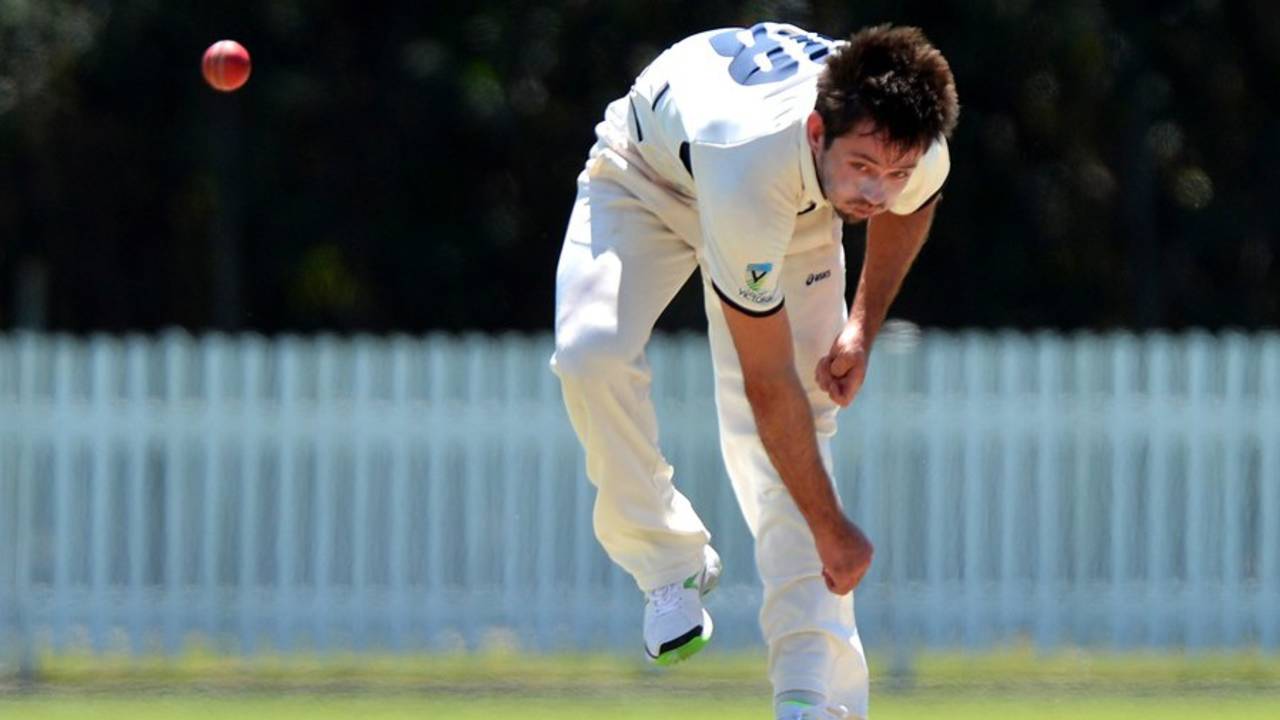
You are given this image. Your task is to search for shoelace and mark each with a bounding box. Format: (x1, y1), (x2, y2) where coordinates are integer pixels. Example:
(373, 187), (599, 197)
(647, 582), (685, 617)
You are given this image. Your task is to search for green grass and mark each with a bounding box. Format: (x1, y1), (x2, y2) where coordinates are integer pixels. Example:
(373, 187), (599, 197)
(4, 647), (1280, 718)
(3, 692), (1280, 719)
(15, 644), (1280, 690)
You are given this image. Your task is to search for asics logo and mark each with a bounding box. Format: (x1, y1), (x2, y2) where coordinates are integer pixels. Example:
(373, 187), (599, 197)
(805, 270), (831, 286)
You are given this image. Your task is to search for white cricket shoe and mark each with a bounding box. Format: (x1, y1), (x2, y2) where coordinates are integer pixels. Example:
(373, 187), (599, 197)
(777, 701), (850, 720)
(643, 545), (721, 665)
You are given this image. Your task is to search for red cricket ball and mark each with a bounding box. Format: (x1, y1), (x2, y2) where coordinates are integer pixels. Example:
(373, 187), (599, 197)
(202, 40), (251, 92)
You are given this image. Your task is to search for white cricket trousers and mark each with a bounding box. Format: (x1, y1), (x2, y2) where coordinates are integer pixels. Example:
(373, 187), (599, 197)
(550, 98), (869, 718)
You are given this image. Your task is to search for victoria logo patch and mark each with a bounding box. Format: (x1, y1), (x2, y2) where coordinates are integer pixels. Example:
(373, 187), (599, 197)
(745, 263), (773, 292)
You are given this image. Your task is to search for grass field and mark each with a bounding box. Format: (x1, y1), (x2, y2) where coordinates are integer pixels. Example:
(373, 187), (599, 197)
(3, 692), (1280, 719)
(4, 648), (1279, 718)
(7, 691), (1280, 717)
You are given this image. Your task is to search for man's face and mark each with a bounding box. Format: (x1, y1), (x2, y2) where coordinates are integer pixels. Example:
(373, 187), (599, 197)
(806, 113), (924, 224)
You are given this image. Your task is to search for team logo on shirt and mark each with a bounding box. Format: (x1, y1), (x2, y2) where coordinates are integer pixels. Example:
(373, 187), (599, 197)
(745, 263), (773, 292)
(740, 263), (777, 305)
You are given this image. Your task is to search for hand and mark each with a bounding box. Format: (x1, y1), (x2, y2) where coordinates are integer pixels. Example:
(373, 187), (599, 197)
(814, 517), (874, 595)
(814, 328), (869, 407)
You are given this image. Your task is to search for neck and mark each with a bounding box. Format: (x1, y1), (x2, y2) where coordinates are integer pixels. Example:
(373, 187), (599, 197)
(810, 147), (828, 200)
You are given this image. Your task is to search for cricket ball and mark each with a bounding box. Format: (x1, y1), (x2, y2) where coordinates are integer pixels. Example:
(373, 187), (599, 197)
(202, 40), (251, 92)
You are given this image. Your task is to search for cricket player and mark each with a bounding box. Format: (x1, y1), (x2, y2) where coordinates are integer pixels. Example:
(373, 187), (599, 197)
(551, 22), (958, 720)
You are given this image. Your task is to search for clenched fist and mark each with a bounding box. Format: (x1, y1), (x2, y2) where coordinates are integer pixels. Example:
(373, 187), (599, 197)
(814, 516), (874, 595)
(815, 328), (869, 407)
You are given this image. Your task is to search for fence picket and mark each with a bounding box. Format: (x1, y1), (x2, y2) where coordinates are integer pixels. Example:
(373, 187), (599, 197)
(1260, 337), (1279, 651)
(89, 335), (114, 652)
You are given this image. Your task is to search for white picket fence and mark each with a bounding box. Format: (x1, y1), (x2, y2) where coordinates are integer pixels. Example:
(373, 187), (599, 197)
(1, 330), (1278, 669)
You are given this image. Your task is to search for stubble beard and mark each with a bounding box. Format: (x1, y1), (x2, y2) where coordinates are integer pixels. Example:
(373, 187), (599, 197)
(814, 150), (866, 226)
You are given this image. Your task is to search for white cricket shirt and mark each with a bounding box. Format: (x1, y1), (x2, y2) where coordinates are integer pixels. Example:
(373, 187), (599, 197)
(621, 22), (950, 316)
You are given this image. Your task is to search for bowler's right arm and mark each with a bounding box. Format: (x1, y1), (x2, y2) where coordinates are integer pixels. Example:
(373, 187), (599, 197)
(719, 300), (874, 595)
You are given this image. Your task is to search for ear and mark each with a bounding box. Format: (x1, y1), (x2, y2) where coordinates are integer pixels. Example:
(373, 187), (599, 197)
(805, 111), (824, 153)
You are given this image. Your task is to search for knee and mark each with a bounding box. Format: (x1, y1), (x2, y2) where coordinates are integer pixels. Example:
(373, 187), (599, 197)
(552, 328), (639, 382)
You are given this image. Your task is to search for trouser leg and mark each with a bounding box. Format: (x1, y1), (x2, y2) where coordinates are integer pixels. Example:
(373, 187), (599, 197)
(551, 154), (710, 591)
(702, 239), (870, 718)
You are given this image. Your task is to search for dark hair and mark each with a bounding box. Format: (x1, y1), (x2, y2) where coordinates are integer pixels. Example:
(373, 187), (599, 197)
(816, 24), (959, 152)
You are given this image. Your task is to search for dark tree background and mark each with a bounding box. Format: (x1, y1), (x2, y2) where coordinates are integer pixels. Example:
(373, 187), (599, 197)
(2, 0), (1277, 334)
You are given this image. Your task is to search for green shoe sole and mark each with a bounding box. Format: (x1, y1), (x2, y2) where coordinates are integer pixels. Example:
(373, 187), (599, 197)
(652, 633), (710, 666)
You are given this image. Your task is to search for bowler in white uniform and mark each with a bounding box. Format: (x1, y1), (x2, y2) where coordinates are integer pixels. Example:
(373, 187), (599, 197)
(551, 22), (959, 720)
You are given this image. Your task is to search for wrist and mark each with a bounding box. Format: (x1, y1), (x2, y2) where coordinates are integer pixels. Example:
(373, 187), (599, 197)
(842, 316), (874, 345)
(807, 508), (848, 542)
(851, 320), (879, 346)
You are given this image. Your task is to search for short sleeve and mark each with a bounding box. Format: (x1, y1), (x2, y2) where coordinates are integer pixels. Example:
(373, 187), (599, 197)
(691, 131), (800, 316)
(888, 137), (950, 216)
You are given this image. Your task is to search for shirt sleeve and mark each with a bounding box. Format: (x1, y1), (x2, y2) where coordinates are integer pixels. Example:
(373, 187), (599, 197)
(691, 130), (800, 317)
(887, 136), (950, 216)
